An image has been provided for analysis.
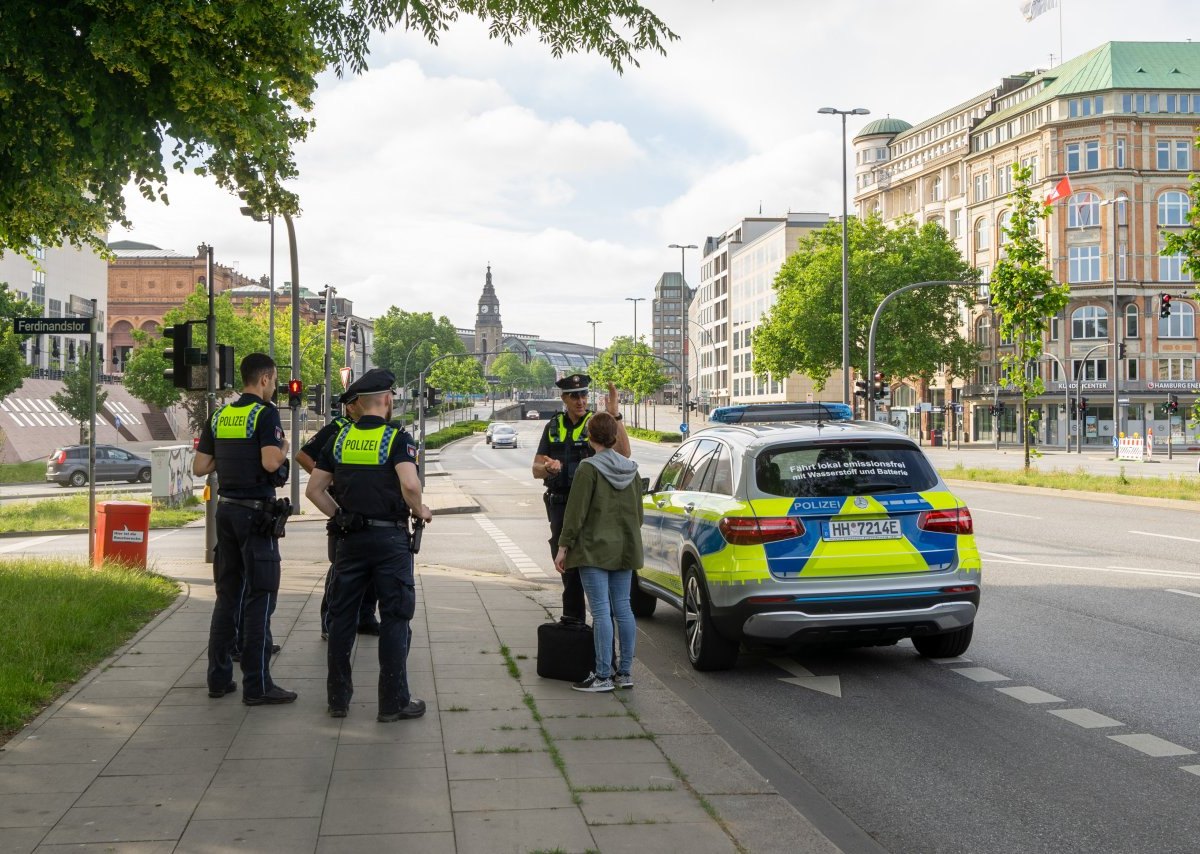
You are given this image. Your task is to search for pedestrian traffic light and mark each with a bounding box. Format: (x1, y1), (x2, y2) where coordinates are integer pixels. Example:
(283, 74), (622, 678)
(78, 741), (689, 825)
(216, 345), (235, 390)
(425, 385), (443, 409)
(1118, 342), (1127, 359)
(1079, 397), (1089, 415)
(1168, 394), (1179, 413)
(872, 372), (886, 400)
(854, 379), (869, 399)
(1161, 293), (1173, 318)
(287, 378), (303, 409)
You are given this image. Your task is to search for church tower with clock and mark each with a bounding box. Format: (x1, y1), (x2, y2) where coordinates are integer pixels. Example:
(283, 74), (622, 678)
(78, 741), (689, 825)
(474, 265), (503, 371)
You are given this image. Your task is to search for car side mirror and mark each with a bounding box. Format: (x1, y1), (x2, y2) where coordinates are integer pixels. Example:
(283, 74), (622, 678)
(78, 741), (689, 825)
(641, 477), (651, 495)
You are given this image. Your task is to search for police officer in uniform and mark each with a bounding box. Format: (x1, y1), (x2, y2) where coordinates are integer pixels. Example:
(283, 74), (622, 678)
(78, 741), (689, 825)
(531, 374), (630, 622)
(306, 369), (432, 722)
(194, 353), (297, 706)
(296, 391), (380, 638)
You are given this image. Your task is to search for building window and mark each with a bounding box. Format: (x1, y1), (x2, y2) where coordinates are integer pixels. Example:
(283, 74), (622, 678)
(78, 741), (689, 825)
(1158, 190), (1190, 226)
(1085, 140), (1099, 170)
(1127, 359), (1139, 381)
(1116, 137), (1126, 169)
(1049, 315), (1060, 341)
(1066, 143), (1080, 172)
(1125, 304), (1139, 338)
(1118, 240), (1128, 280)
(952, 209), (964, 239)
(975, 315), (991, 346)
(1071, 358), (1109, 381)
(930, 175), (942, 201)
(973, 172), (989, 203)
(1160, 252), (1192, 282)
(996, 165), (1013, 195)
(31, 269), (45, 309)
(975, 217), (990, 252)
(1068, 96), (1104, 117)
(1071, 305), (1108, 339)
(1020, 154), (1039, 181)
(1068, 192), (1100, 228)
(1158, 357), (1195, 380)
(1159, 302), (1195, 338)
(1068, 246), (1101, 283)
(1176, 140), (1191, 170)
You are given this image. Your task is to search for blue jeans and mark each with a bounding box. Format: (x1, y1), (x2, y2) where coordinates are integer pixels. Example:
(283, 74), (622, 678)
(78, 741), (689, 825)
(578, 567), (635, 679)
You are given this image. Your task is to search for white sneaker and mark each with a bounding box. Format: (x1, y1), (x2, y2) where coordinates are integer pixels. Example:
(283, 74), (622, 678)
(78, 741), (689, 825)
(614, 672), (633, 689)
(572, 672), (615, 693)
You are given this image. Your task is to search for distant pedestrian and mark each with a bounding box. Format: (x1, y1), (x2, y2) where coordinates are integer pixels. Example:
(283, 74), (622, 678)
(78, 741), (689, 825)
(553, 411), (642, 693)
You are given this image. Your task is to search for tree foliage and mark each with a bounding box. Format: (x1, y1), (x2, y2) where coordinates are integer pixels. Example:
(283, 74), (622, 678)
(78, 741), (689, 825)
(591, 336), (668, 403)
(1, 0), (675, 257)
(490, 351), (530, 391)
(0, 282), (36, 399)
(753, 214), (979, 392)
(989, 163), (1070, 469)
(528, 356), (557, 392)
(373, 309), (464, 391)
(427, 350), (486, 397)
(52, 365), (109, 444)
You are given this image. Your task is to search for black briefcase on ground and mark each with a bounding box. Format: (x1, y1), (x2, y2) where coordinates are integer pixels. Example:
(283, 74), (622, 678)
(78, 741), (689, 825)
(536, 621), (594, 683)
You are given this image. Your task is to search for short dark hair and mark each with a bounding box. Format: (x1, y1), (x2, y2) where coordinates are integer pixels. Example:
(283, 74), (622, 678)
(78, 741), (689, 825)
(240, 353), (276, 387)
(588, 412), (618, 448)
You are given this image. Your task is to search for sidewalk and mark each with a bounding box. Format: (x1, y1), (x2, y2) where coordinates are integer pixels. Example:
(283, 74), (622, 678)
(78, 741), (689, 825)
(0, 554), (839, 853)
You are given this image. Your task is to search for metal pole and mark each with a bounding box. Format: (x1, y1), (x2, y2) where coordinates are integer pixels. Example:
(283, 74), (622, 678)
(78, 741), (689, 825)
(418, 370), (426, 486)
(670, 244), (697, 434)
(283, 213), (301, 511)
(1074, 341), (1111, 454)
(322, 286), (334, 426)
(87, 300), (97, 563)
(587, 320), (601, 410)
(204, 245), (217, 563)
(840, 111), (851, 406)
(1109, 199), (1121, 452)
(268, 215), (276, 361)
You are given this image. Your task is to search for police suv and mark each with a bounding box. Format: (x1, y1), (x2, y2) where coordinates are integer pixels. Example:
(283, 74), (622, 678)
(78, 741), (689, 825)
(633, 403), (981, 671)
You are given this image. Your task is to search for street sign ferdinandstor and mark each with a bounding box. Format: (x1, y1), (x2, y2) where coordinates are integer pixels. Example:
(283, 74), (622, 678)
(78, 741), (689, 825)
(15, 317), (93, 335)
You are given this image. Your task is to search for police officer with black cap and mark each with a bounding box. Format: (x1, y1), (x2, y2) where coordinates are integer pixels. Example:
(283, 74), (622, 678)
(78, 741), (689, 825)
(306, 368), (432, 722)
(296, 388), (380, 638)
(194, 353), (297, 706)
(532, 373), (630, 622)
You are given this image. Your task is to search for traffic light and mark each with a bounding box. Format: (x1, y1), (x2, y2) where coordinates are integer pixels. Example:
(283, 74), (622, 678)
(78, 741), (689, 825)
(162, 323), (202, 389)
(425, 385), (443, 409)
(687, 400), (697, 412)
(308, 383), (324, 413)
(1118, 342), (1127, 359)
(1079, 397), (1089, 415)
(287, 378), (303, 409)
(216, 345), (235, 390)
(1161, 293), (1173, 318)
(1168, 394), (1179, 414)
(854, 379), (869, 399)
(872, 372), (886, 400)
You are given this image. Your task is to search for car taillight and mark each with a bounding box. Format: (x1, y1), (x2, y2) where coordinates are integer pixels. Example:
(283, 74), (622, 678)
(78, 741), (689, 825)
(50, 450), (66, 464)
(917, 507), (973, 535)
(718, 516), (804, 546)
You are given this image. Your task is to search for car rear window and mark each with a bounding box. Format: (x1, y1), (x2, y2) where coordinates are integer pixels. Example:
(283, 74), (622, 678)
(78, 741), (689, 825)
(754, 441), (938, 497)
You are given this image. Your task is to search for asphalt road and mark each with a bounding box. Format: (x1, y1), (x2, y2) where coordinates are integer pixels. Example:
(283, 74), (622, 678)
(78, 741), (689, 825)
(5, 423), (1199, 853)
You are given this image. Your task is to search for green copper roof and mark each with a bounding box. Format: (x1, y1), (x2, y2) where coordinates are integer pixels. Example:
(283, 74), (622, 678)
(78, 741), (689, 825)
(976, 41), (1200, 132)
(855, 117), (912, 139)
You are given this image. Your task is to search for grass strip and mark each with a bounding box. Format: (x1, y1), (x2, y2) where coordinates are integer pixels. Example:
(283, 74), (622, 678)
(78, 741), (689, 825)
(0, 461), (47, 484)
(625, 427), (682, 443)
(422, 420), (488, 450)
(0, 558), (178, 737)
(0, 494), (204, 534)
(945, 463), (1200, 501)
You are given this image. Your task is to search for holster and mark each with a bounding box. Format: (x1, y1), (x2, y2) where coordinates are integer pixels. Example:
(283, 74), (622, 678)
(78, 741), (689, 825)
(409, 518), (425, 555)
(257, 497), (291, 538)
(330, 510), (366, 537)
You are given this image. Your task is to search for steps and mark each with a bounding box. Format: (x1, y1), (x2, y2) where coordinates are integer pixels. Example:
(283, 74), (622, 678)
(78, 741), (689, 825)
(143, 407), (176, 441)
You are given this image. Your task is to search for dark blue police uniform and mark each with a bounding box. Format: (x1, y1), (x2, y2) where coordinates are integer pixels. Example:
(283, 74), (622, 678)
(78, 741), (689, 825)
(317, 415), (420, 717)
(199, 392), (292, 703)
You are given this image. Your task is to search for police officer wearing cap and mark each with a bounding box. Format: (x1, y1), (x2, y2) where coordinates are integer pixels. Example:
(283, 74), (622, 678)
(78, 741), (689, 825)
(532, 374), (630, 622)
(296, 389), (380, 638)
(194, 353), (297, 706)
(306, 368), (433, 722)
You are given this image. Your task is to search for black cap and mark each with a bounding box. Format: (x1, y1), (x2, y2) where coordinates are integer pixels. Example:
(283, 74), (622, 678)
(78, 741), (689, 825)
(343, 368), (395, 404)
(555, 373), (591, 393)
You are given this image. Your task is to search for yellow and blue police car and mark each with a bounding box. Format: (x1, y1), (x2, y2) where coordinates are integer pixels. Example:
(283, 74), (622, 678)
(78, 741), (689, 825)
(633, 403), (981, 671)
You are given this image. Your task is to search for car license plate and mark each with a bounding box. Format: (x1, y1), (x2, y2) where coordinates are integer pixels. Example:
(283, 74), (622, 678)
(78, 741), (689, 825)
(822, 519), (901, 541)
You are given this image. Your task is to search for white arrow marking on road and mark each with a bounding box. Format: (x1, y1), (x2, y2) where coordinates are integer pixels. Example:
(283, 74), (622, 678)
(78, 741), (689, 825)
(768, 657), (842, 698)
(1128, 530), (1200, 544)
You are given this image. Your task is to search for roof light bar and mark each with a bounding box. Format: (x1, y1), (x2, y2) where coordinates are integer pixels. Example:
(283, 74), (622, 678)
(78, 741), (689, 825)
(709, 402), (854, 425)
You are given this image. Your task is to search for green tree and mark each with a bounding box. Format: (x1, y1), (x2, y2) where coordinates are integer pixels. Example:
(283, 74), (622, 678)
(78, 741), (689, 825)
(1, 1), (675, 257)
(529, 357), (557, 393)
(490, 351), (530, 393)
(592, 335), (667, 425)
(753, 214), (979, 394)
(0, 282), (36, 399)
(990, 163), (1071, 470)
(373, 309), (464, 392)
(51, 365), (109, 443)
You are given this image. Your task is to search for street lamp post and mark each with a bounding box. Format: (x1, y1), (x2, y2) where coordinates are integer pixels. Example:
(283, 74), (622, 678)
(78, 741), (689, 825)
(282, 212), (301, 512)
(239, 207), (276, 359)
(624, 297), (646, 428)
(818, 105), (870, 405)
(402, 337), (435, 420)
(319, 285), (336, 426)
(669, 243), (698, 434)
(587, 320), (602, 410)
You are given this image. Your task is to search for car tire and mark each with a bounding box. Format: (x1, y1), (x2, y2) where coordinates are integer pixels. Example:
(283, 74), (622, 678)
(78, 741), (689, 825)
(630, 573), (657, 618)
(912, 623), (974, 658)
(136, 468), (152, 483)
(683, 567), (739, 671)
(68, 470), (87, 488)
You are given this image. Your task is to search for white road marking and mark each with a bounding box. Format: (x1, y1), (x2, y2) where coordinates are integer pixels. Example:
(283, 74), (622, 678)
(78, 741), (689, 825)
(472, 514), (551, 582)
(0, 535), (64, 554)
(952, 667), (1009, 683)
(988, 559), (1200, 581)
(1108, 734), (1196, 758)
(1128, 530), (1200, 544)
(1166, 588), (1200, 599)
(927, 656), (973, 664)
(1049, 708), (1124, 729)
(972, 508), (1040, 519)
(995, 686), (1064, 704)
(148, 531), (180, 544)
(1181, 766), (1200, 778)
(980, 551), (1028, 562)
(768, 658), (842, 698)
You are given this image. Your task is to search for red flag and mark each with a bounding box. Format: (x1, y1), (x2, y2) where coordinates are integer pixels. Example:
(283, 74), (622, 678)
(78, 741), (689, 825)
(1045, 175), (1072, 205)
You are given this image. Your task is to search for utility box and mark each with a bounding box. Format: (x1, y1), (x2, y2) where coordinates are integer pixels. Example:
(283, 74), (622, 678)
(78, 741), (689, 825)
(152, 445), (195, 508)
(94, 501), (152, 568)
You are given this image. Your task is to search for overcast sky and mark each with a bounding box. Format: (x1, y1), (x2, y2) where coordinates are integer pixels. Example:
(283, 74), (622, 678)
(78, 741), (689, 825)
(110, 0), (1199, 348)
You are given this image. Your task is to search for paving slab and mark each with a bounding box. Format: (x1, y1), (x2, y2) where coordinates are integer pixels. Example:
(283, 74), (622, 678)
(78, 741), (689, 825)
(316, 832), (456, 854)
(578, 789), (712, 825)
(445, 750), (560, 781)
(0, 763), (101, 795)
(333, 741), (446, 771)
(556, 738), (664, 766)
(73, 773), (211, 807)
(175, 816), (321, 853)
(452, 807), (595, 854)
(40, 801), (195, 845)
(35, 842), (176, 853)
(707, 793), (843, 854)
(567, 761), (679, 791)
(449, 776), (575, 812)
(192, 784), (327, 820)
(0, 737), (125, 767)
(588, 821), (738, 853)
(0, 791), (78, 829)
(0, 826), (45, 853)
(653, 734), (774, 795)
(542, 715), (646, 740)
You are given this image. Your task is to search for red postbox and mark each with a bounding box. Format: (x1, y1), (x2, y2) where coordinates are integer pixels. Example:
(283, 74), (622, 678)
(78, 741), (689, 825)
(94, 501), (152, 568)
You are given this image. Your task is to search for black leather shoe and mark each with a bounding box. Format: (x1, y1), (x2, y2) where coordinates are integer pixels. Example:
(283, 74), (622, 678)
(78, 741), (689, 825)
(377, 698), (426, 722)
(208, 682), (236, 698)
(243, 686), (298, 706)
(328, 706), (348, 718)
(357, 621), (381, 636)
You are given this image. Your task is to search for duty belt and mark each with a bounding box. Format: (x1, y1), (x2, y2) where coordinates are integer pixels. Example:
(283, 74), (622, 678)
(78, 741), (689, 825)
(544, 492), (570, 505)
(364, 518), (407, 528)
(218, 496), (267, 510)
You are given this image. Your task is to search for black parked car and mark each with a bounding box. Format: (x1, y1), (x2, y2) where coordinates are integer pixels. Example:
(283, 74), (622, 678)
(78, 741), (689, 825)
(46, 445), (152, 487)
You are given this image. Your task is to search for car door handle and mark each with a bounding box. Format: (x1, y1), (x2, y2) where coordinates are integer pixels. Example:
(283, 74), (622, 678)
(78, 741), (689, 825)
(683, 503), (695, 514)
(655, 499), (668, 508)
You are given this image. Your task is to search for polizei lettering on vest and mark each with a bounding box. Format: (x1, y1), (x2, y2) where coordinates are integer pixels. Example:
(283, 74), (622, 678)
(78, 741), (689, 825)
(344, 439), (380, 451)
(218, 415), (248, 428)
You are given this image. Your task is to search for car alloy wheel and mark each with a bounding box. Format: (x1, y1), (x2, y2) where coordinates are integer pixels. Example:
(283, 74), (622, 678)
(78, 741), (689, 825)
(684, 573), (704, 663)
(137, 468), (151, 483)
(69, 470), (87, 487)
